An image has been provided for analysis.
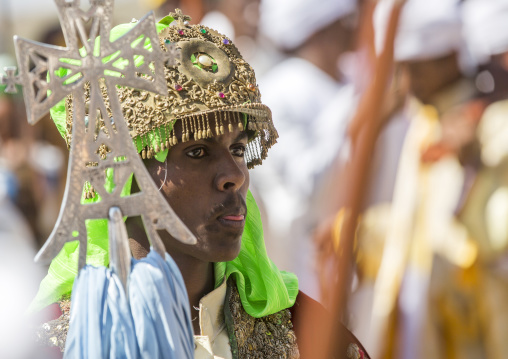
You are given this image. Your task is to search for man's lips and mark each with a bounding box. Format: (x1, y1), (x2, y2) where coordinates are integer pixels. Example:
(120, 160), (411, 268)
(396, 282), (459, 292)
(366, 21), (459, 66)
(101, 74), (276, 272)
(220, 214), (245, 221)
(216, 208), (246, 229)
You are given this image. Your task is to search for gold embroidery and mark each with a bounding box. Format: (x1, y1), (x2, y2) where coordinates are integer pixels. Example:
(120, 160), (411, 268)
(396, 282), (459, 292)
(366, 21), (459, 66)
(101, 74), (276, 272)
(227, 283), (300, 359)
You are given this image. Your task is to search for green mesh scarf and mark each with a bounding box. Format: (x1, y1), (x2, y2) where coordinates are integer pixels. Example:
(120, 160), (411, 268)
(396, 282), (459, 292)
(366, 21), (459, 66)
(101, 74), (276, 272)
(29, 18), (298, 318)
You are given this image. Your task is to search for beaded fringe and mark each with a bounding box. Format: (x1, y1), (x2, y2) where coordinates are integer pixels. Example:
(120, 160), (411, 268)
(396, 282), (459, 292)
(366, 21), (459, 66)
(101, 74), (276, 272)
(136, 107), (276, 168)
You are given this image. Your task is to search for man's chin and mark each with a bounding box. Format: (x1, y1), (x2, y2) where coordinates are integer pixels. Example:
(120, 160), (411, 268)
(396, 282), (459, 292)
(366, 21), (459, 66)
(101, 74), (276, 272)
(210, 239), (242, 263)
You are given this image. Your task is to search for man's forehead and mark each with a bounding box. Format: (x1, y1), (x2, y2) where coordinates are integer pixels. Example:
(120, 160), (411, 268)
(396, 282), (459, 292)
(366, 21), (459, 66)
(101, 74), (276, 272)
(200, 130), (249, 144)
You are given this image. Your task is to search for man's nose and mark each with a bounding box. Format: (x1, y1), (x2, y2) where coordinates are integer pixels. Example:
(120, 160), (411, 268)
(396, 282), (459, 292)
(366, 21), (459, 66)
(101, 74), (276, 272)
(214, 153), (247, 191)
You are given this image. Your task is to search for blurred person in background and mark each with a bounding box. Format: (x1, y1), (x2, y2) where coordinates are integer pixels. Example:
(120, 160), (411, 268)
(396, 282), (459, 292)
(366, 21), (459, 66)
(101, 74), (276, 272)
(249, 0), (359, 300)
(361, 0), (486, 357)
(312, 0), (412, 333)
(452, 1), (508, 358)
(0, 53), (47, 359)
(0, 43), (65, 248)
(0, 53), (40, 241)
(315, 64), (412, 355)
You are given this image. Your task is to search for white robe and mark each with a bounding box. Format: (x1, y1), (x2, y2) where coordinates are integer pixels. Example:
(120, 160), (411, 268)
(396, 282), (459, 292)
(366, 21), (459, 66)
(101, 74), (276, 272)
(250, 57), (356, 299)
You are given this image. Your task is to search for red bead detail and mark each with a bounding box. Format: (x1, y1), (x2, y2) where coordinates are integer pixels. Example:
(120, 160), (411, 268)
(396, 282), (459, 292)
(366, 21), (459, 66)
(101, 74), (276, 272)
(178, 29), (184, 35)
(175, 84), (183, 91)
(218, 92), (225, 98)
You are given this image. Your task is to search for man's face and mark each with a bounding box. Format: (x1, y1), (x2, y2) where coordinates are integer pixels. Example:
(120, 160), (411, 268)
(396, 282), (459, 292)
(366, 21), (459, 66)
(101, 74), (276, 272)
(402, 52), (461, 104)
(145, 117), (249, 263)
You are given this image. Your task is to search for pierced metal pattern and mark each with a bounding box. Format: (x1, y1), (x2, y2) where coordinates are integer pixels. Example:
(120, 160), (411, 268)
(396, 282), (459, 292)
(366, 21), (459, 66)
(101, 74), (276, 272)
(9, 0), (195, 272)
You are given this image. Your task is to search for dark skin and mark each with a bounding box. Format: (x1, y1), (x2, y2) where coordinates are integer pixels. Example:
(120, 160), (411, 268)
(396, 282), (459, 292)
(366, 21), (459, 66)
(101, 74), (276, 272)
(401, 52), (462, 104)
(295, 17), (356, 82)
(126, 118), (249, 334)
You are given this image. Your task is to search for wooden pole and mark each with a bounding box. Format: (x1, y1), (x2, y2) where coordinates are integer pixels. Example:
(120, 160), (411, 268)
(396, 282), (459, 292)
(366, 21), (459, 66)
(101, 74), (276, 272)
(325, 1), (405, 357)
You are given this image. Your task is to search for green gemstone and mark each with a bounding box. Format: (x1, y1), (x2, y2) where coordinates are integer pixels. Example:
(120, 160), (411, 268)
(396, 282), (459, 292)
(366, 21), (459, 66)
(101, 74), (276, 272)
(200, 28), (206, 34)
(164, 39), (170, 44)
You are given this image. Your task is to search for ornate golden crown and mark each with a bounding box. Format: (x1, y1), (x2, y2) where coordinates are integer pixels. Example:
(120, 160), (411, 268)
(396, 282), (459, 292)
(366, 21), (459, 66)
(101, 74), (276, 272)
(64, 10), (277, 168)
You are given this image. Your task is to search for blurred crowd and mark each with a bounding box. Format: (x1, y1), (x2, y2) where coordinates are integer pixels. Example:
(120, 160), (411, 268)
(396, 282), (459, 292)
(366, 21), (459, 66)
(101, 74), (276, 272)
(2, 0), (508, 358)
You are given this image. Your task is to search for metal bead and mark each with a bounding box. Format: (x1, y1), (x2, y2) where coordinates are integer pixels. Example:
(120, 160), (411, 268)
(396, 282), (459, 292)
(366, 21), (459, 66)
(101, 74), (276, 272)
(197, 54), (213, 67)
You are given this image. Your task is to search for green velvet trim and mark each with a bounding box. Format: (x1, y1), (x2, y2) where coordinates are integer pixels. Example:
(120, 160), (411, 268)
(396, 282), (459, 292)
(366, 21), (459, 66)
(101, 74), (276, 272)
(214, 191), (299, 318)
(28, 173), (133, 313)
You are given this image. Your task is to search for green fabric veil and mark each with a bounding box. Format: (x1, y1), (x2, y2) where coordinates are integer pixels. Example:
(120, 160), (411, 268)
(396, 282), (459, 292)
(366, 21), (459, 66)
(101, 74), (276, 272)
(29, 17), (298, 318)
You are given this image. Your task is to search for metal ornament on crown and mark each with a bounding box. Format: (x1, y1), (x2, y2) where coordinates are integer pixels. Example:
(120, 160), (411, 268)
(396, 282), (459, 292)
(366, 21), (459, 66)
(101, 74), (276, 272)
(62, 8), (278, 168)
(0, 0), (199, 291)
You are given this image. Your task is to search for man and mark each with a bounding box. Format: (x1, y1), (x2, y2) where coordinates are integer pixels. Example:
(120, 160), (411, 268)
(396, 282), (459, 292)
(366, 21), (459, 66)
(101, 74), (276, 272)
(451, 1), (508, 357)
(31, 11), (369, 359)
(366, 0), (482, 357)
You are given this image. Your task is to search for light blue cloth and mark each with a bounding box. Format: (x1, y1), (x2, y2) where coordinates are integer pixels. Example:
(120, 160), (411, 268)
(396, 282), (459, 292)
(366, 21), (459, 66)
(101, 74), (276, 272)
(130, 251), (194, 359)
(64, 251), (193, 359)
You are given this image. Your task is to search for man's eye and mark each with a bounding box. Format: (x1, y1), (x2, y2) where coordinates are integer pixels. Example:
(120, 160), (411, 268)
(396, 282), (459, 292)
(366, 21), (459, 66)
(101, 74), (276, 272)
(186, 147), (206, 158)
(231, 145), (246, 157)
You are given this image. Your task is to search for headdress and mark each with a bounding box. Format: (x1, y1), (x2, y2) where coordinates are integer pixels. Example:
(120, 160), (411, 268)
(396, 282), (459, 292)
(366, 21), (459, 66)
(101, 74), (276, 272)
(260, 0), (357, 51)
(374, 0), (476, 74)
(51, 10), (278, 168)
(462, 0), (508, 64)
(375, 0), (463, 62)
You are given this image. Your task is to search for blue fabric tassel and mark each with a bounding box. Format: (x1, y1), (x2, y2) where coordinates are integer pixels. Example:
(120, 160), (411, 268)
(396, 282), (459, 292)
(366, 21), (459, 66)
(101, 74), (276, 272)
(64, 251), (194, 359)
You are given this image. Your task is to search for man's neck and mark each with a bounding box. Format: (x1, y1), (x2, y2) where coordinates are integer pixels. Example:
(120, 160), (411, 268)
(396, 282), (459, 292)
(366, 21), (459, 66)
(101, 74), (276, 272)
(427, 77), (476, 115)
(126, 217), (215, 334)
(173, 253), (215, 317)
(297, 43), (343, 82)
(171, 253), (215, 332)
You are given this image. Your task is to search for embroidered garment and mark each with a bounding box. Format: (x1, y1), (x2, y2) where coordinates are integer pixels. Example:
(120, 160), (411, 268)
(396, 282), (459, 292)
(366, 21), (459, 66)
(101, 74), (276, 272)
(194, 280), (232, 359)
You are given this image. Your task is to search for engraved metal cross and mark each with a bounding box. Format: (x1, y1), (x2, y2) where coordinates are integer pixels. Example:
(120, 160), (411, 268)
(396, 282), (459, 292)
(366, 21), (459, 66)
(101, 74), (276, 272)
(169, 8), (192, 27)
(12, 0), (195, 273)
(0, 66), (20, 94)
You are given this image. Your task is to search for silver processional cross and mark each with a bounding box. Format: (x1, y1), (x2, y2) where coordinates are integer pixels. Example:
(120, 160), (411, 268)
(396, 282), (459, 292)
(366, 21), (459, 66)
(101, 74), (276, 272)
(0, 0), (196, 288)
